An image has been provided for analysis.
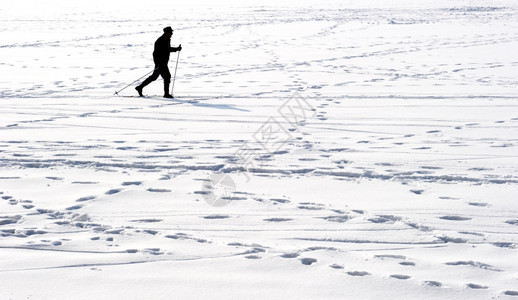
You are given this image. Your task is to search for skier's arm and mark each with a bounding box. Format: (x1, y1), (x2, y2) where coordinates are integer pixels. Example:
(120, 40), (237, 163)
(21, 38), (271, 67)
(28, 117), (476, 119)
(170, 44), (182, 52)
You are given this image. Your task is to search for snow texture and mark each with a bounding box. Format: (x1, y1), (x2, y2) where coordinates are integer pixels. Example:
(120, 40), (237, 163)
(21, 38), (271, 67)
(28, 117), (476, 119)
(1, 0), (518, 299)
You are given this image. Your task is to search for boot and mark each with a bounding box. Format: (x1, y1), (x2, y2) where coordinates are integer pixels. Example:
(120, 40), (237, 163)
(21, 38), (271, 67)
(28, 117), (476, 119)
(136, 75), (155, 97)
(135, 85), (144, 97)
(163, 81), (173, 98)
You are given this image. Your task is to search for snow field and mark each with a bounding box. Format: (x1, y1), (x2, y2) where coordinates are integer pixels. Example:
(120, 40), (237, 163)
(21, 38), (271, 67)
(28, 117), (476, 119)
(1, 0), (518, 299)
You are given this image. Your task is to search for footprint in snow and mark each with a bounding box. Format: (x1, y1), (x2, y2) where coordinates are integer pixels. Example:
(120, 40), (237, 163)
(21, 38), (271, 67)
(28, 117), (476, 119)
(269, 198), (290, 204)
(407, 221), (434, 232)
(347, 271), (370, 276)
(203, 215), (230, 219)
(147, 188), (172, 193)
(72, 181), (99, 185)
(130, 219), (163, 223)
(445, 261), (501, 272)
(439, 196), (460, 200)
(245, 255), (261, 259)
(143, 248), (163, 255)
(116, 146), (137, 151)
(468, 167), (493, 171)
(66, 205), (83, 211)
(263, 218), (293, 222)
(423, 281), (442, 287)
(391, 274), (411, 280)
(374, 254), (406, 260)
(439, 216), (472, 221)
(368, 215), (402, 224)
(300, 258), (317, 265)
(297, 202), (325, 211)
(466, 283), (488, 289)
(437, 236), (468, 243)
(105, 189), (122, 195)
(104, 228), (124, 235)
(329, 264), (344, 269)
(22, 204), (34, 209)
(17, 229), (47, 237)
(0, 215), (22, 226)
(165, 233), (209, 244)
(468, 202), (488, 207)
(421, 166), (443, 170)
(153, 148), (179, 153)
(320, 215), (350, 223)
(76, 196), (96, 202)
(72, 213), (90, 222)
(298, 205), (325, 211)
(280, 253), (299, 258)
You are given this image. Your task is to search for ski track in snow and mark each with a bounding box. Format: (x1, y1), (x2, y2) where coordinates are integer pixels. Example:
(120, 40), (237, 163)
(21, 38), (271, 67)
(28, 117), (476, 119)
(1, 1), (518, 299)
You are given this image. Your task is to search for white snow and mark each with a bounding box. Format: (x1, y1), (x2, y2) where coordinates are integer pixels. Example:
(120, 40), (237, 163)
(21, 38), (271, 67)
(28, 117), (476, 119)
(1, 0), (518, 299)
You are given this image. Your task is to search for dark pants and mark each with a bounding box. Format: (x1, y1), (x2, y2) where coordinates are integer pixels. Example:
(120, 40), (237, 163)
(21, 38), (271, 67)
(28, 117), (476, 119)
(141, 64), (171, 87)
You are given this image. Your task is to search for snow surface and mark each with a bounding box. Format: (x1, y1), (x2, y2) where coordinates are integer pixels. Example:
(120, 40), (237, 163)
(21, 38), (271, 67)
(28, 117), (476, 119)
(1, 0), (518, 299)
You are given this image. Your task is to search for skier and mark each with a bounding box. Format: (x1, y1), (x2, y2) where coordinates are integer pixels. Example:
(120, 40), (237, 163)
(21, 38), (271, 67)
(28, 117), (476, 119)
(136, 26), (182, 98)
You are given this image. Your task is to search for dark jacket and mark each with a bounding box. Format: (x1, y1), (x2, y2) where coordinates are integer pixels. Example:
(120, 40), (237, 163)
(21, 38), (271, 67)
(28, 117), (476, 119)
(153, 34), (180, 66)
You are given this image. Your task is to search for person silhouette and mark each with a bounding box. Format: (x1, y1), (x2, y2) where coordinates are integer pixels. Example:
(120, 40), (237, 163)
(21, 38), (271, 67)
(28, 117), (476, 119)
(136, 26), (182, 98)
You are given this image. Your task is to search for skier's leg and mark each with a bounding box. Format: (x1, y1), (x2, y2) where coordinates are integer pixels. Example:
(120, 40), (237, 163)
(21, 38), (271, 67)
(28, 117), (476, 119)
(163, 81), (172, 98)
(136, 67), (160, 96)
(161, 67), (173, 98)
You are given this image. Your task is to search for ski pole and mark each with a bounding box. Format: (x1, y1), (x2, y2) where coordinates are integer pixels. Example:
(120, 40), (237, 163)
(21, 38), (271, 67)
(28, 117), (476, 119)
(114, 68), (156, 95)
(171, 47), (181, 96)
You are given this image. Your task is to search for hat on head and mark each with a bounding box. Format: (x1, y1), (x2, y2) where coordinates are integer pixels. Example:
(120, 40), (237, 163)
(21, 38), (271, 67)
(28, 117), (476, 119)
(163, 26), (173, 33)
